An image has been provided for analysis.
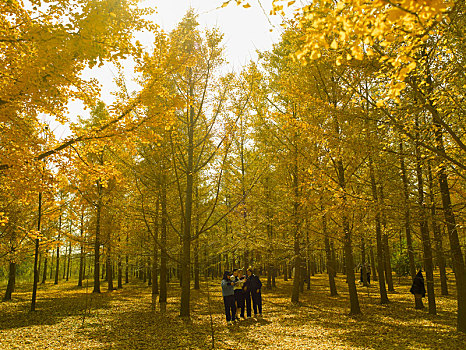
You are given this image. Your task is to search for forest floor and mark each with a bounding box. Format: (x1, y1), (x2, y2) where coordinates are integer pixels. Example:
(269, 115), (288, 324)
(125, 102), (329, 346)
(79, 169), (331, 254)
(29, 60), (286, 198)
(0, 273), (465, 349)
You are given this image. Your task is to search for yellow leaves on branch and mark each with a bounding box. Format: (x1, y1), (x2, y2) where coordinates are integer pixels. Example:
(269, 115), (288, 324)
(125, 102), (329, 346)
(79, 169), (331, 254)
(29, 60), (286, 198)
(0, 212), (8, 226)
(295, 0), (451, 66)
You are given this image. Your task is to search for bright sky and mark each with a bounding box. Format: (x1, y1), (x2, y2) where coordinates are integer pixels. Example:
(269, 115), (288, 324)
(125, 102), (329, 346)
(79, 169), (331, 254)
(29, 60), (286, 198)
(55, 0), (298, 140)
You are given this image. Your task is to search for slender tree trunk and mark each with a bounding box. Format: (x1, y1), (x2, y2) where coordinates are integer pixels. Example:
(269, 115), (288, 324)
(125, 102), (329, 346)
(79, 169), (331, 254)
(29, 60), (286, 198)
(379, 185), (395, 292)
(55, 219), (61, 285)
(31, 191), (42, 311)
(400, 142), (417, 280)
(125, 232), (129, 284)
(424, 66), (466, 331)
(427, 161), (448, 296)
(66, 241), (72, 282)
(382, 233), (394, 292)
(369, 243), (377, 282)
(361, 237), (368, 287)
(337, 158), (360, 314)
(63, 242), (68, 280)
(93, 183), (103, 293)
(369, 156), (389, 304)
(41, 250), (48, 284)
(194, 187), (200, 290)
(291, 143), (301, 304)
(148, 258), (152, 286)
(414, 121), (436, 315)
(50, 250), (54, 280)
(78, 212), (84, 287)
(3, 261), (16, 301)
(152, 197), (160, 306)
(159, 174), (168, 312)
(107, 239), (113, 291)
(323, 208), (337, 296)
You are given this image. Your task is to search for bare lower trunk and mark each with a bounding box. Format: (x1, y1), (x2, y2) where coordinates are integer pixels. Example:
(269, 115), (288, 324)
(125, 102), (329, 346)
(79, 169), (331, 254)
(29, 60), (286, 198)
(369, 156), (389, 304)
(159, 174), (168, 311)
(427, 161), (448, 296)
(400, 142), (416, 280)
(41, 251), (48, 284)
(415, 122), (436, 315)
(323, 209), (337, 296)
(3, 261), (16, 301)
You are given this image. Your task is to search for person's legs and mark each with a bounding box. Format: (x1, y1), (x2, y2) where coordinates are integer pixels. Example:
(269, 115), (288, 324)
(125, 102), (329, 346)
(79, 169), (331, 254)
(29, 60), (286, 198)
(257, 291), (262, 315)
(252, 292), (258, 315)
(239, 292), (245, 317)
(223, 296), (231, 322)
(245, 292), (252, 317)
(230, 295), (237, 320)
(234, 290), (241, 319)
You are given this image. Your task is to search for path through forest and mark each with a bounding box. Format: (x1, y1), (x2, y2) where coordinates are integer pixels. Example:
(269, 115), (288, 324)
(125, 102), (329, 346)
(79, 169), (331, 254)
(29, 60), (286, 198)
(1, 274), (465, 349)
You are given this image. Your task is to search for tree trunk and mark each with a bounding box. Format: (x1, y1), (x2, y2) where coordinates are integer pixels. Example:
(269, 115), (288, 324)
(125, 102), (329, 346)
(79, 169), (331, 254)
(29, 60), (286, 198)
(41, 251), (48, 284)
(66, 241), (72, 281)
(369, 156), (389, 304)
(427, 161), (448, 296)
(361, 237), (368, 287)
(379, 184), (394, 292)
(31, 191), (42, 311)
(194, 187), (200, 290)
(382, 233), (394, 292)
(400, 142), (417, 280)
(323, 207), (337, 296)
(337, 158), (360, 314)
(78, 211), (84, 287)
(107, 241), (113, 291)
(414, 122), (436, 315)
(3, 261), (16, 301)
(93, 184), (103, 293)
(159, 174), (168, 312)
(369, 242), (377, 282)
(291, 145), (301, 304)
(125, 232), (129, 284)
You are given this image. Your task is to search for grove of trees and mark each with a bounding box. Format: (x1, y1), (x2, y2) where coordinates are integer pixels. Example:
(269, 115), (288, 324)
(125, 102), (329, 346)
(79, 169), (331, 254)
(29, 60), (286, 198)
(1, 0), (465, 335)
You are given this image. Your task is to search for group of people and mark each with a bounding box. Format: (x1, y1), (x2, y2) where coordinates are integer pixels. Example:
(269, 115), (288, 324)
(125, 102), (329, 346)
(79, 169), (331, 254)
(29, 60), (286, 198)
(221, 268), (263, 325)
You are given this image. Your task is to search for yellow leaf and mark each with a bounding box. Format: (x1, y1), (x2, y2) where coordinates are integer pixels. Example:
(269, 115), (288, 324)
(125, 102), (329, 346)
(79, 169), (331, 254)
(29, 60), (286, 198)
(243, 3), (251, 8)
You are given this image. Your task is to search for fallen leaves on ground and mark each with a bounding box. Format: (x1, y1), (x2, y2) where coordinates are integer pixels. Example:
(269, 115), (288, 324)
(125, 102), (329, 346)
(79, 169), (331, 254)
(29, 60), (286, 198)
(1, 274), (465, 349)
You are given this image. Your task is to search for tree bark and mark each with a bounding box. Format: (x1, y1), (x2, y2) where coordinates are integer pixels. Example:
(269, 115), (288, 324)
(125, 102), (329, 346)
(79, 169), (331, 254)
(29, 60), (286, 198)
(426, 160), (448, 296)
(369, 156), (389, 304)
(66, 241), (72, 282)
(41, 250), (48, 284)
(414, 121), (436, 315)
(159, 173), (168, 312)
(399, 142), (416, 280)
(93, 183), (103, 293)
(337, 158), (360, 314)
(78, 212), (84, 287)
(369, 242), (377, 282)
(291, 143), (301, 304)
(433, 120), (466, 331)
(323, 209), (337, 296)
(31, 191), (42, 311)
(361, 237), (368, 287)
(3, 261), (16, 301)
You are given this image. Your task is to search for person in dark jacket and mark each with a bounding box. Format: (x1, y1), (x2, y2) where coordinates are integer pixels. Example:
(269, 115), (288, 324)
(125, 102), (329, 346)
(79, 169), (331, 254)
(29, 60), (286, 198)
(247, 268), (263, 316)
(221, 271), (237, 324)
(410, 269), (426, 309)
(243, 270), (252, 317)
